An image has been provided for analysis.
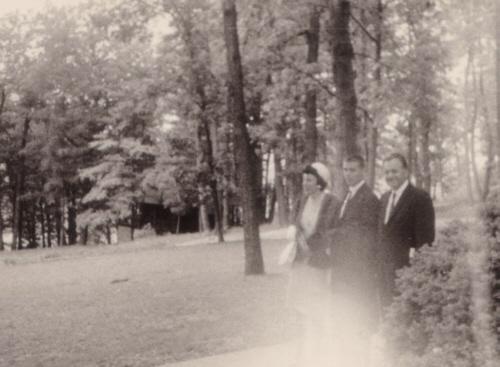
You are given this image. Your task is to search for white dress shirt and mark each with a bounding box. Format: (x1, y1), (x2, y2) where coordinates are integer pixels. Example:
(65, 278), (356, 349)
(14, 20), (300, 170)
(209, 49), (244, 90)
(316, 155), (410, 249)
(384, 180), (409, 224)
(339, 180), (365, 218)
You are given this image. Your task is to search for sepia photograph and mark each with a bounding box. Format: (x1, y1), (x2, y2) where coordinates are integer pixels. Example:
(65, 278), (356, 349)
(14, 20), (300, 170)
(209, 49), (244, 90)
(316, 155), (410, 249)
(0, 1), (498, 366)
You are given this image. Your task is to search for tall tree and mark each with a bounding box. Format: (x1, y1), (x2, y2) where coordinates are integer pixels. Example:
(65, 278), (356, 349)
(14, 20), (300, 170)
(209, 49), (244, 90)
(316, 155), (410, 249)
(222, 0), (264, 275)
(163, 0), (225, 242)
(497, 0), (500, 179)
(303, 4), (321, 164)
(366, 0), (383, 188)
(329, 0), (359, 196)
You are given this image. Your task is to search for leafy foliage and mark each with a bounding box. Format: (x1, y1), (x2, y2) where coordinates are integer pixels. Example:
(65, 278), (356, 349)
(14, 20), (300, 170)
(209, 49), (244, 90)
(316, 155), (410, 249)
(383, 219), (499, 367)
(481, 187), (500, 345)
(0, 0), (496, 247)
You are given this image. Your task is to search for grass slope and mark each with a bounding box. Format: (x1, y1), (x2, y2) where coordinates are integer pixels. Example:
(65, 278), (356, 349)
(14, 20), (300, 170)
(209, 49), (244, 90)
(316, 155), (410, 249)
(0, 230), (296, 367)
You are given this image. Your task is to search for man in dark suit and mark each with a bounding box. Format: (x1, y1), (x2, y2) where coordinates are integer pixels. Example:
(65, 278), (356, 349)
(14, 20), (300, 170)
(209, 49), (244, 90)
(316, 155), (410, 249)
(330, 156), (379, 320)
(378, 153), (435, 309)
(330, 156), (380, 365)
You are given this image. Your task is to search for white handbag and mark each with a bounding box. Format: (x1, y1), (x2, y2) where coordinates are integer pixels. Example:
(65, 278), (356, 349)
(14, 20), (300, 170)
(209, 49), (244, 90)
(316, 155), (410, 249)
(278, 240), (297, 266)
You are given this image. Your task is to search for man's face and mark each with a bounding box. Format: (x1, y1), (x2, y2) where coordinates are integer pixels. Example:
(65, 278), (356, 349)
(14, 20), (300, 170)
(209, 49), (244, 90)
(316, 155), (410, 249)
(343, 161), (364, 187)
(384, 158), (408, 191)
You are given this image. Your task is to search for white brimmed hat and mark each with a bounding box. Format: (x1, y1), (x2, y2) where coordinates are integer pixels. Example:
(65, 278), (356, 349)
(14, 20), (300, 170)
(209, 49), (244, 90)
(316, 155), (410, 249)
(304, 162), (331, 190)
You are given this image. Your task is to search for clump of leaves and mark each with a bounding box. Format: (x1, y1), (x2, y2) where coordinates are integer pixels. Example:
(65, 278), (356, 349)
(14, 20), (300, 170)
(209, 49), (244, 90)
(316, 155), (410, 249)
(382, 220), (498, 367)
(481, 187), (500, 238)
(481, 187), (500, 351)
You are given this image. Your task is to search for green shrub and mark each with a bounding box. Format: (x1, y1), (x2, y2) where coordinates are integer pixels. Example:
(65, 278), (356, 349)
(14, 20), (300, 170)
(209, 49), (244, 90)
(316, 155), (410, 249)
(481, 188), (500, 347)
(482, 187), (500, 238)
(382, 220), (498, 367)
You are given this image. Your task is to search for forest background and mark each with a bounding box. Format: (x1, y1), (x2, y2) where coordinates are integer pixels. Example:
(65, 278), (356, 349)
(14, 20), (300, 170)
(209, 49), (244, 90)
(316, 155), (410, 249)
(0, 0), (497, 268)
(2, 1), (500, 366)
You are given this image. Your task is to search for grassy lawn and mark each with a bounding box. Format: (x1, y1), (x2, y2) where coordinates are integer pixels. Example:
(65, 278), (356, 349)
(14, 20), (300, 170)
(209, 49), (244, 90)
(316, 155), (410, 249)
(0, 228), (297, 367)
(0, 203), (472, 367)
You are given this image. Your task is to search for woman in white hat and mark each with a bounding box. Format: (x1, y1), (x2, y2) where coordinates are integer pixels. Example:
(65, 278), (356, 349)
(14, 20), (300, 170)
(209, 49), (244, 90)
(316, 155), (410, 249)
(286, 162), (340, 366)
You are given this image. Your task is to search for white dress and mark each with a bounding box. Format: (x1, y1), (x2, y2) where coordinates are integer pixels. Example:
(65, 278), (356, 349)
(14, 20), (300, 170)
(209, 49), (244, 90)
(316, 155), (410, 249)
(286, 193), (331, 317)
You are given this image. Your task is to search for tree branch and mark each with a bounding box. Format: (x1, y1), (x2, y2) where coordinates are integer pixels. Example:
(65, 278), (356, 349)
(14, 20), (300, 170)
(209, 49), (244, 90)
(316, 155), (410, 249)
(63, 132), (82, 148)
(350, 13), (377, 43)
(0, 86), (5, 116)
(270, 49), (336, 97)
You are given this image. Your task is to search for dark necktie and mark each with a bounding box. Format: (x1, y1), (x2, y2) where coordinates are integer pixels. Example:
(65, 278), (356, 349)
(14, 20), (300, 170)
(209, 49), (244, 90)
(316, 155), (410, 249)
(384, 191), (397, 224)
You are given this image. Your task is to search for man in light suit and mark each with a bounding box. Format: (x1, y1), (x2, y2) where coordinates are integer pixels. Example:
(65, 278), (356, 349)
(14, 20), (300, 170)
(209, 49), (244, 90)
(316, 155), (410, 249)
(378, 153), (435, 309)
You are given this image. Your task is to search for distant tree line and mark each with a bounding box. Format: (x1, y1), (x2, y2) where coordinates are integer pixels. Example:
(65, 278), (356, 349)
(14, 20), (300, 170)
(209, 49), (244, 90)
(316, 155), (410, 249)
(0, 0), (497, 268)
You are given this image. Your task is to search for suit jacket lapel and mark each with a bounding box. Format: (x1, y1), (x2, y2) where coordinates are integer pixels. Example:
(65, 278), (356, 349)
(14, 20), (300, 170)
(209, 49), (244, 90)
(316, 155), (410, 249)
(388, 184), (412, 223)
(343, 183), (366, 219)
(314, 194), (330, 233)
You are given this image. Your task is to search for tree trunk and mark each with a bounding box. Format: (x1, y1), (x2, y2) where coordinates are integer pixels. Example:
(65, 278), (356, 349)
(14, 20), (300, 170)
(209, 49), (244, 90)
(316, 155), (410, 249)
(470, 102), (484, 200)
(482, 129), (494, 201)
(329, 0), (359, 197)
(222, 130), (232, 230)
(303, 5), (321, 165)
(0, 89), (4, 250)
(262, 150), (273, 223)
(195, 110), (210, 234)
(366, 117), (378, 188)
(274, 150), (289, 226)
(80, 226), (88, 245)
(0, 198), (3, 251)
(250, 143), (266, 224)
(288, 119), (303, 210)
(267, 187), (276, 224)
(409, 117), (423, 188)
(408, 117), (415, 179)
(28, 202), (37, 248)
(55, 202), (61, 246)
(45, 206), (52, 248)
(480, 72), (494, 200)
(198, 115), (225, 240)
(16, 199), (25, 249)
(436, 156), (444, 199)
(55, 198), (66, 246)
(106, 225), (111, 244)
(130, 203), (136, 241)
(367, 0), (383, 188)
(463, 131), (474, 203)
(247, 93), (265, 224)
(496, 0), (500, 178)
(66, 186), (77, 245)
(222, 184), (230, 230)
(463, 50), (475, 203)
(0, 86), (5, 116)
(40, 200), (46, 248)
(222, 0), (263, 275)
(465, 51), (484, 200)
(177, 6), (224, 242)
(198, 199), (210, 233)
(202, 117), (224, 243)
(418, 119), (432, 192)
(12, 116), (30, 250)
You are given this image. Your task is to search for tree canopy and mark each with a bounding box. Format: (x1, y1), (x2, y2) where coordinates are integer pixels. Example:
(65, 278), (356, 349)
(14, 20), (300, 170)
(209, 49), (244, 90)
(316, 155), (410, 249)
(0, 0), (496, 253)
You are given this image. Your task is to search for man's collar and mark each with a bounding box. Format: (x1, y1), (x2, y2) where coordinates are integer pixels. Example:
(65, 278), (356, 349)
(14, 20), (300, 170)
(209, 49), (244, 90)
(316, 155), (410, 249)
(393, 180), (409, 197)
(349, 180), (365, 197)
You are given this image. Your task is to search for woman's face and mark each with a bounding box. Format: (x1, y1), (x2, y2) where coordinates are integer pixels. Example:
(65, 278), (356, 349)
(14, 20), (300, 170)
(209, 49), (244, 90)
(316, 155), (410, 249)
(303, 173), (321, 196)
